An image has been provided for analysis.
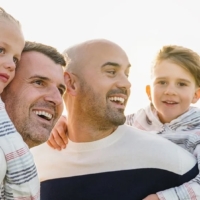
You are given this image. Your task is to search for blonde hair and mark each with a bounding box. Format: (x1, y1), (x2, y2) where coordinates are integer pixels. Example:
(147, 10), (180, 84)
(151, 45), (200, 87)
(0, 7), (20, 27)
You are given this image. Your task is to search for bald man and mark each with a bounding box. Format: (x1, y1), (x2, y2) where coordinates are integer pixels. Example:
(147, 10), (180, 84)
(31, 39), (198, 200)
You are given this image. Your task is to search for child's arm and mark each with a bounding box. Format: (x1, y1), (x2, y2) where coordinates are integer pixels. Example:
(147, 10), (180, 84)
(0, 149), (7, 184)
(47, 115), (68, 150)
(151, 132), (200, 200)
(48, 113), (136, 149)
(125, 113), (135, 126)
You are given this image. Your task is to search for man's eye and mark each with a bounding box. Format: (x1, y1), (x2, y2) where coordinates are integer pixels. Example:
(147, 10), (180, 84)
(34, 80), (43, 85)
(58, 88), (65, 96)
(0, 48), (5, 54)
(125, 73), (129, 78)
(107, 70), (115, 75)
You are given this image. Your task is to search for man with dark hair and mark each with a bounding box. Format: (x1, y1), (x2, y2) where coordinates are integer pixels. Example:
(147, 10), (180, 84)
(0, 41), (67, 199)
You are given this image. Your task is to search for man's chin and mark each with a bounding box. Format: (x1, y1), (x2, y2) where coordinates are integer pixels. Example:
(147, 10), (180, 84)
(29, 130), (50, 147)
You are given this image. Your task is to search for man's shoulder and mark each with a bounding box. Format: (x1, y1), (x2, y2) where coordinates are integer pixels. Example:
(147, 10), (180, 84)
(31, 142), (51, 155)
(119, 124), (158, 137)
(120, 124), (197, 172)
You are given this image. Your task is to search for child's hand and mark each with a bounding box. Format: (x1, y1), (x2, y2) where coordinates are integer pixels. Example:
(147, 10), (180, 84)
(47, 115), (68, 150)
(143, 194), (159, 200)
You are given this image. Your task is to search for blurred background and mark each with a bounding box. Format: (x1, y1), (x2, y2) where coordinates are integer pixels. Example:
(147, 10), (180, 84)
(2, 0), (200, 114)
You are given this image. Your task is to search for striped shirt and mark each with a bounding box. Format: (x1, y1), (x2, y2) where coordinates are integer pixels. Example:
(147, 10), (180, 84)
(0, 98), (40, 200)
(126, 105), (200, 200)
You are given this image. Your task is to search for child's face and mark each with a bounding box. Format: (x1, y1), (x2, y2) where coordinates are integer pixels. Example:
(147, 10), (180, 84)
(146, 59), (200, 123)
(0, 19), (24, 94)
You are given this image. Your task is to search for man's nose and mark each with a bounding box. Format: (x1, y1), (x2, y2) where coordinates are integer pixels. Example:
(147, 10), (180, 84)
(116, 73), (131, 90)
(44, 87), (63, 106)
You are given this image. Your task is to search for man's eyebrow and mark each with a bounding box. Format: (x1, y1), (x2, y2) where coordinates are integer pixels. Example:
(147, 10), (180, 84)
(29, 75), (49, 80)
(101, 62), (131, 68)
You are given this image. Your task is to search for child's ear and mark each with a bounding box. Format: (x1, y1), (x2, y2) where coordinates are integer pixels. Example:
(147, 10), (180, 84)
(64, 72), (77, 96)
(192, 87), (200, 104)
(146, 85), (152, 101)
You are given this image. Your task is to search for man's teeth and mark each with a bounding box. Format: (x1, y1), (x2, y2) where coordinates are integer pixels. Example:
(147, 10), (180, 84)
(34, 111), (53, 120)
(109, 97), (125, 103)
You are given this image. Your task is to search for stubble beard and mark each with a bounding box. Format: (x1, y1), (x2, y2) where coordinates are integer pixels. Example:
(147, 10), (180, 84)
(79, 80), (126, 129)
(6, 99), (52, 148)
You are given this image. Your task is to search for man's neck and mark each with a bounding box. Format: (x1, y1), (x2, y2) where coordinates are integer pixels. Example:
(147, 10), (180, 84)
(67, 117), (118, 142)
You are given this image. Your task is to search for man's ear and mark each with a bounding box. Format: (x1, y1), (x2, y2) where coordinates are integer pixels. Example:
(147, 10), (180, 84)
(145, 85), (152, 101)
(192, 87), (200, 104)
(64, 72), (77, 96)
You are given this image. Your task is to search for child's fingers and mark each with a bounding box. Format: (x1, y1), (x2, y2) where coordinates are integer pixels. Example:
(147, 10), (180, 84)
(142, 194), (159, 200)
(55, 115), (68, 144)
(47, 131), (65, 150)
(46, 139), (61, 151)
(52, 130), (67, 148)
(46, 115), (68, 150)
(56, 126), (68, 144)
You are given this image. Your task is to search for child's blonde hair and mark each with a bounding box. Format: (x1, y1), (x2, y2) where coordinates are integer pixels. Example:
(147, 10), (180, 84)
(0, 7), (20, 27)
(151, 45), (200, 87)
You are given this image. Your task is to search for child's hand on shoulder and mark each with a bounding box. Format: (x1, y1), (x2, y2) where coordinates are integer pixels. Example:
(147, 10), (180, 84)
(47, 115), (68, 150)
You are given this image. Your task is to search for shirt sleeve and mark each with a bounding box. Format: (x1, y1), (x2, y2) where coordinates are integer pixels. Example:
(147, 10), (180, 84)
(157, 133), (200, 200)
(0, 149), (6, 184)
(125, 113), (135, 126)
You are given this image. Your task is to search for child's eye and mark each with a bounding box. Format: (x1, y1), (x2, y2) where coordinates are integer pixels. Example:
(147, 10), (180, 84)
(178, 82), (187, 87)
(13, 57), (19, 65)
(158, 81), (166, 85)
(0, 48), (5, 54)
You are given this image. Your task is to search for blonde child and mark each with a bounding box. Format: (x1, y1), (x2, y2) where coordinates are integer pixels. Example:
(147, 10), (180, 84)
(126, 45), (200, 200)
(0, 7), (40, 199)
(49, 45), (200, 200)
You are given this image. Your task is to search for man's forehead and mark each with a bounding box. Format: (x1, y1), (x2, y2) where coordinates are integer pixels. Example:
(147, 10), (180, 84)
(20, 51), (45, 64)
(85, 40), (124, 53)
(83, 41), (129, 65)
(19, 51), (55, 71)
(65, 39), (130, 72)
(18, 51), (64, 78)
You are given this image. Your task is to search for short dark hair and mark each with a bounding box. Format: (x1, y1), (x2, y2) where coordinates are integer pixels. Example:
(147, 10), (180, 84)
(23, 41), (69, 70)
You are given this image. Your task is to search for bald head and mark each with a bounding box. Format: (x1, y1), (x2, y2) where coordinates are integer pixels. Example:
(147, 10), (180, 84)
(62, 39), (131, 141)
(63, 39), (129, 75)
